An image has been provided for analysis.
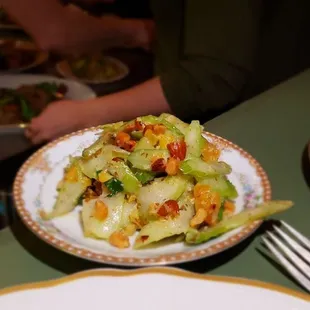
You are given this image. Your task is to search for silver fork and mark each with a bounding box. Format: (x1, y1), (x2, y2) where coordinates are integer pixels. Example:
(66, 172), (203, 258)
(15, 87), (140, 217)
(262, 221), (310, 292)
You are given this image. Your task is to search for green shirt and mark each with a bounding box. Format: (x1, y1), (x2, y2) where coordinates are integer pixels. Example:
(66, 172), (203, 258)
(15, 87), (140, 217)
(151, 0), (310, 120)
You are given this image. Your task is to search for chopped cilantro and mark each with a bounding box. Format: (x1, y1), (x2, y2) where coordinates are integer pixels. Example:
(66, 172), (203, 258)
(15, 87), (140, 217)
(104, 178), (124, 196)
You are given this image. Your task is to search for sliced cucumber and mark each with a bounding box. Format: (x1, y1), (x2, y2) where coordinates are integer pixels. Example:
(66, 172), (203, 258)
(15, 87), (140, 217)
(137, 175), (189, 221)
(159, 119), (184, 138)
(135, 137), (154, 150)
(82, 136), (104, 158)
(186, 200), (294, 244)
(127, 149), (170, 171)
(41, 163), (90, 220)
(79, 145), (129, 179)
(108, 161), (140, 193)
(82, 193), (125, 239)
(134, 192), (194, 248)
(120, 201), (138, 229)
(180, 158), (232, 179)
(133, 169), (156, 185)
(199, 176), (238, 199)
(184, 120), (204, 158)
(159, 113), (189, 134)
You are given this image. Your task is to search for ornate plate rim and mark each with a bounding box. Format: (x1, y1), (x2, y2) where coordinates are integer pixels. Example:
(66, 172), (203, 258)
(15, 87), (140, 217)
(0, 267), (309, 303)
(13, 127), (272, 267)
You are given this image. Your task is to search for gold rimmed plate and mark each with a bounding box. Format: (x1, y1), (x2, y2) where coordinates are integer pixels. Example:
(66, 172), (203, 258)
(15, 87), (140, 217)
(0, 268), (309, 309)
(13, 127), (271, 266)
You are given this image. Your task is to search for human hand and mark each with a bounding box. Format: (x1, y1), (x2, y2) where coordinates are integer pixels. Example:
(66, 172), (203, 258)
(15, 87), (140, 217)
(25, 99), (102, 144)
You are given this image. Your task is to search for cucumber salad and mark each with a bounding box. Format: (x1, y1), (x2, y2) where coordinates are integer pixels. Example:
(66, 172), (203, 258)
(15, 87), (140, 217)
(40, 114), (293, 249)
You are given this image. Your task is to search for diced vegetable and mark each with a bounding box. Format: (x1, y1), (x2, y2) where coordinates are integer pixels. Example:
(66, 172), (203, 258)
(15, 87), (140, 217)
(217, 201), (225, 221)
(82, 137), (105, 158)
(100, 121), (124, 131)
(159, 119), (184, 138)
(198, 176), (238, 199)
(134, 194), (195, 248)
(180, 158), (232, 179)
(20, 97), (35, 122)
(36, 82), (59, 94)
(131, 131), (143, 140)
(108, 161), (140, 193)
(135, 137), (154, 150)
(128, 149), (170, 171)
(82, 193), (125, 239)
(184, 120), (204, 158)
(133, 169), (156, 185)
(159, 113), (189, 134)
(79, 145), (129, 179)
(186, 200), (294, 244)
(104, 178), (124, 196)
(137, 175), (189, 221)
(120, 201), (138, 229)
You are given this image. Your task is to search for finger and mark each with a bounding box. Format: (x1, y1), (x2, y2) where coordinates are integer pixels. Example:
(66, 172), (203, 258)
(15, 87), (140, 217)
(30, 132), (47, 145)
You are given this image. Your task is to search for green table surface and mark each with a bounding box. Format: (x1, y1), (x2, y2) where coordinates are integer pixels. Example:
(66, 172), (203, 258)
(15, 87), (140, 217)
(0, 69), (309, 292)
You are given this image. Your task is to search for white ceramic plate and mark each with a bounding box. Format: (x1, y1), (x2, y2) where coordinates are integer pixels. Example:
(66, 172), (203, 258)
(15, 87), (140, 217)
(56, 56), (129, 85)
(0, 74), (96, 161)
(13, 128), (271, 266)
(0, 268), (309, 309)
(0, 40), (48, 73)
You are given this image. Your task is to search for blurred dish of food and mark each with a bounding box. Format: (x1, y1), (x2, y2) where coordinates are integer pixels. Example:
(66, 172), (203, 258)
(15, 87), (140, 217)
(56, 54), (129, 84)
(0, 74), (96, 161)
(0, 7), (20, 29)
(0, 82), (67, 125)
(0, 39), (48, 73)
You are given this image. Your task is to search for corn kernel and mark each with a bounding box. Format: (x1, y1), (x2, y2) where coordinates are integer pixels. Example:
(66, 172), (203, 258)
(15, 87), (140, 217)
(93, 200), (109, 221)
(165, 157), (179, 175)
(144, 129), (158, 146)
(98, 171), (113, 183)
(123, 223), (137, 236)
(109, 231), (130, 249)
(64, 166), (78, 182)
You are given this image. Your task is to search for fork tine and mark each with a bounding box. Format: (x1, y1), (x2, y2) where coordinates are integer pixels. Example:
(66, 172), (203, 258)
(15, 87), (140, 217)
(273, 226), (310, 265)
(267, 231), (310, 276)
(281, 221), (310, 251)
(262, 236), (310, 292)
(267, 231), (310, 277)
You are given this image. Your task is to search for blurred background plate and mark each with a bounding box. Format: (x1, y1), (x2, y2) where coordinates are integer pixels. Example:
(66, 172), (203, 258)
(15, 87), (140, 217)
(0, 74), (96, 161)
(0, 39), (48, 73)
(56, 56), (129, 85)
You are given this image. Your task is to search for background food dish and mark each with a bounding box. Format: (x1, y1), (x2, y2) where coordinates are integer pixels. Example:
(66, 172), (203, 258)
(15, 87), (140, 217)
(56, 55), (129, 84)
(0, 74), (96, 161)
(0, 39), (48, 73)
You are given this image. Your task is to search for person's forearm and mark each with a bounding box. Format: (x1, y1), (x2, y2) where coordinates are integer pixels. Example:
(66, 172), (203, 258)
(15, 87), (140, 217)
(2, 0), (152, 53)
(85, 77), (171, 126)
